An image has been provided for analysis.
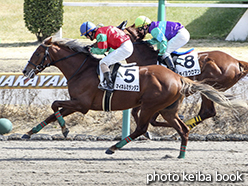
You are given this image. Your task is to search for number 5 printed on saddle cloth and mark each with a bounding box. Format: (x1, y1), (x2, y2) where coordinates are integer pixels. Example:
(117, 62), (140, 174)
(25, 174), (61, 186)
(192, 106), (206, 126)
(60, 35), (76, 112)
(114, 66), (140, 92)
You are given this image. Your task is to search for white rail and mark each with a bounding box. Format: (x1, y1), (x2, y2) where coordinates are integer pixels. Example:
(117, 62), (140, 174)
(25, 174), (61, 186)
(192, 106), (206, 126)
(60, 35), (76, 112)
(63, 2), (248, 8)
(63, 2), (157, 7)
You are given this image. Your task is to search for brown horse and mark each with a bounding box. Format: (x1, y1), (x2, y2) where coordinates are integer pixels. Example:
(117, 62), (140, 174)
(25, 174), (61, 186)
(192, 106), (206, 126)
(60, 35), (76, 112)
(21, 37), (246, 158)
(124, 24), (248, 133)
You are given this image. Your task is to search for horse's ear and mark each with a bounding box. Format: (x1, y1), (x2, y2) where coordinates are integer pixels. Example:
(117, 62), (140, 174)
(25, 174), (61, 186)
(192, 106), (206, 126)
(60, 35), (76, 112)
(44, 37), (53, 45)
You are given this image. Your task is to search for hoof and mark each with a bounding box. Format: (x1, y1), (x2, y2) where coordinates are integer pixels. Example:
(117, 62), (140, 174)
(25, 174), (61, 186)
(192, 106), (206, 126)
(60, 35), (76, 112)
(62, 128), (69, 138)
(105, 148), (115, 155)
(177, 155), (185, 159)
(143, 132), (152, 139)
(22, 134), (31, 139)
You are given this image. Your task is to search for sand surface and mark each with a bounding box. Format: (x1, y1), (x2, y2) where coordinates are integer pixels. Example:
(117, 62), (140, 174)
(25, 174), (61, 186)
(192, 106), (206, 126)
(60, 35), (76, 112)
(0, 140), (247, 186)
(0, 39), (248, 185)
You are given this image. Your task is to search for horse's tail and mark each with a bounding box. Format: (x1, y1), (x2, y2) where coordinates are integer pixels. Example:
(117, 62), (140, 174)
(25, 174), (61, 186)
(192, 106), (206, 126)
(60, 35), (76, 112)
(180, 77), (248, 109)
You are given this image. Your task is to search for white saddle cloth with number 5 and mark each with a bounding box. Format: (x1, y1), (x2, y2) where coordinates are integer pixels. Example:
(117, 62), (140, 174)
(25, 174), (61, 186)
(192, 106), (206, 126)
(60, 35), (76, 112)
(114, 66), (140, 92)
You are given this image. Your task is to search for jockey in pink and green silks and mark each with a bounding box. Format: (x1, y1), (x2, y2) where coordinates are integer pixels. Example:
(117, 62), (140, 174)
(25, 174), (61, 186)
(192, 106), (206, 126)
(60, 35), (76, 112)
(135, 16), (190, 73)
(80, 22), (133, 92)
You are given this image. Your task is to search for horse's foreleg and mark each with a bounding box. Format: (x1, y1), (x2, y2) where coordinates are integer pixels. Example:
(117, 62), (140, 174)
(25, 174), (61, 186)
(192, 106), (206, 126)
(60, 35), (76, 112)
(185, 95), (216, 130)
(55, 108), (76, 137)
(22, 112), (58, 139)
(51, 100), (84, 137)
(106, 108), (151, 155)
(131, 106), (152, 139)
(22, 108), (75, 139)
(131, 106), (140, 124)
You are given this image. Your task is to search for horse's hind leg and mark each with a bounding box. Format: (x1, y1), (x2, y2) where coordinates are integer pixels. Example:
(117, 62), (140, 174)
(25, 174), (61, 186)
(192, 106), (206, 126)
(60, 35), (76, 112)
(131, 106), (152, 139)
(185, 95), (216, 130)
(106, 108), (152, 155)
(22, 108), (75, 139)
(159, 110), (189, 158)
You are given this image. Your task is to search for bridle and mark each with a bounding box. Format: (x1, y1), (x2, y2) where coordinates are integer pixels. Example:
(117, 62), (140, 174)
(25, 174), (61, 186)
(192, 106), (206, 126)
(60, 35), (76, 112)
(28, 45), (81, 72)
(27, 44), (88, 82)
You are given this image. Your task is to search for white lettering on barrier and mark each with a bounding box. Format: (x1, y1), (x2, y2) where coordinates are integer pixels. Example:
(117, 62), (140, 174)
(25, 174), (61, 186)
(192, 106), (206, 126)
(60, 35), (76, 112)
(1, 75), (15, 87)
(39, 75), (52, 87)
(0, 73), (67, 89)
(14, 75), (29, 86)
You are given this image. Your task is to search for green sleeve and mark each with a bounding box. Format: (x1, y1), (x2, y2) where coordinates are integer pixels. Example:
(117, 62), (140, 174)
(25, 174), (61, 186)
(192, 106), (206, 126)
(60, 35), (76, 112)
(90, 47), (107, 55)
(108, 48), (115, 53)
(146, 38), (159, 45)
(90, 33), (108, 55)
(157, 40), (167, 56)
(150, 27), (167, 56)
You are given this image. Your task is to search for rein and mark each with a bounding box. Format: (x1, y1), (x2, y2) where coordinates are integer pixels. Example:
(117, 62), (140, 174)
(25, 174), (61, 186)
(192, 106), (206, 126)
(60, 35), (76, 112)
(66, 56), (88, 83)
(28, 44), (89, 83)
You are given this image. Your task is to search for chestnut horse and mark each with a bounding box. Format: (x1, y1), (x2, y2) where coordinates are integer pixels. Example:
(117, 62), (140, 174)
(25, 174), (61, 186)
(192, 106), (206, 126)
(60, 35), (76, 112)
(21, 37), (246, 158)
(124, 24), (248, 133)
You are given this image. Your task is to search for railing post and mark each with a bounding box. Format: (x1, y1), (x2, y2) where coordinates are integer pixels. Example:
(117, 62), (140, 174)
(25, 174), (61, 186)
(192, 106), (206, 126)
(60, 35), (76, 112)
(122, 109), (131, 139)
(158, 0), (166, 21)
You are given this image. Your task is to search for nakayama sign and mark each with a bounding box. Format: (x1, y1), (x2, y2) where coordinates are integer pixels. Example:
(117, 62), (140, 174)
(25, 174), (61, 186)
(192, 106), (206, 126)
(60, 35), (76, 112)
(0, 73), (67, 89)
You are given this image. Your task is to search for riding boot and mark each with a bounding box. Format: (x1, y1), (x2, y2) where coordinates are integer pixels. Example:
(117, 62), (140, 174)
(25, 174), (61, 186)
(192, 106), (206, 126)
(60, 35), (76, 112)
(98, 71), (114, 92)
(163, 56), (178, 73)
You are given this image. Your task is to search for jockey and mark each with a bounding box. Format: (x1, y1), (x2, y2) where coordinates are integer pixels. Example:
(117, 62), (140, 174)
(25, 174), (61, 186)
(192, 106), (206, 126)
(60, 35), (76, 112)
(80, 21), (133, 92)
(134, 16), (190, 73)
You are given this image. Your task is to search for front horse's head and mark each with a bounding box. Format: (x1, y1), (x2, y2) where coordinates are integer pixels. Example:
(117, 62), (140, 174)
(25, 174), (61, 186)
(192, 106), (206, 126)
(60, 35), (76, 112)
(23, 37), (54, 79)
(124, 24), (146, 42)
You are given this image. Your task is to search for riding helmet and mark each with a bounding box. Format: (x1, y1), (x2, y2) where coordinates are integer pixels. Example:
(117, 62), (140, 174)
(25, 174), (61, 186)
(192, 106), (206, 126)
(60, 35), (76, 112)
(80, 21), (96, 36)
(135, 16), (151, 28)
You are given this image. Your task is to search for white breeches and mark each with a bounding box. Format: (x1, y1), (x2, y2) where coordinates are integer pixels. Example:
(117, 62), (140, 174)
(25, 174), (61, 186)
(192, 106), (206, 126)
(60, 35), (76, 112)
(162, 27), (190, 59)
(99, 39), (133, 82)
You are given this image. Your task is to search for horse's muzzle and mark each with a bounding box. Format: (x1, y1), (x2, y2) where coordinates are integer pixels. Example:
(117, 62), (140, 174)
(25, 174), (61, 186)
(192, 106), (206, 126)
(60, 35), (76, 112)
(22, 69), (36, 79)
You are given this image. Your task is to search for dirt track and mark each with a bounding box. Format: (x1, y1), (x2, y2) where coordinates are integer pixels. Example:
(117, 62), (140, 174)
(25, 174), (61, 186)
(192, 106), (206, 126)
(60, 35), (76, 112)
(0, 140), (247, 186)
(0, 39), (248, 186)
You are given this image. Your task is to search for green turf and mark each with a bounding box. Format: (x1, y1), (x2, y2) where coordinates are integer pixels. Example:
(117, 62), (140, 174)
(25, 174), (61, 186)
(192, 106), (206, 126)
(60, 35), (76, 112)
(0, 0), (246, 42)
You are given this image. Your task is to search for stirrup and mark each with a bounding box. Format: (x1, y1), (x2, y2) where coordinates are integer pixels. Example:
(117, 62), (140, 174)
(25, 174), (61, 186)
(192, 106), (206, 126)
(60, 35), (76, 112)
(98, 82), (114, 92)
(171, 67), (178, 74)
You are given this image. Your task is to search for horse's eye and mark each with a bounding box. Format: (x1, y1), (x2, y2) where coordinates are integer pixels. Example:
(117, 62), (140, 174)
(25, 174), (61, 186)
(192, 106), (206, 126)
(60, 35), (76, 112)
(35, 53), (40, 57)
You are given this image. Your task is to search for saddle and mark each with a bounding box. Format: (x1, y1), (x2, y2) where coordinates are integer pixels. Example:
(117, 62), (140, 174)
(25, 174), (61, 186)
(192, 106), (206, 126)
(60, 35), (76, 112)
(97, 62), (136, 112)
(158, 48), (195, 67)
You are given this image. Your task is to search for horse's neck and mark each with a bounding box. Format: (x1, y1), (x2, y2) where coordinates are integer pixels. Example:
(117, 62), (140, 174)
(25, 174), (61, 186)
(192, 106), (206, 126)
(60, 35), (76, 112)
(125, 27), (141, 42)
(127, 43), (158, 66)
(53, 52), (97, 81)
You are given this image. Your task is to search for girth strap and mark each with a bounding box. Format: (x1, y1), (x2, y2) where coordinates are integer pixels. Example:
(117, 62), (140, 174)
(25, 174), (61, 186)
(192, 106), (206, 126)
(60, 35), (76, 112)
(101, 63), (121, 111)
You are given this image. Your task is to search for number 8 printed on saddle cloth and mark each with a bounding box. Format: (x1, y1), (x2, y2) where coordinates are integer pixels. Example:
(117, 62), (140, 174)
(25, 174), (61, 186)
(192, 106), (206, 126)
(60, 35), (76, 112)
(176, 52), (201, 77)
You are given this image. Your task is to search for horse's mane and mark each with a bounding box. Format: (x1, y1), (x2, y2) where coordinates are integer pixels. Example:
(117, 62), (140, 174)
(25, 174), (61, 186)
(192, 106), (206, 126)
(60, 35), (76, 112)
(124, 24), (146, 42)
(124, 25), (157, 52)
(44, 37), (90, 54)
